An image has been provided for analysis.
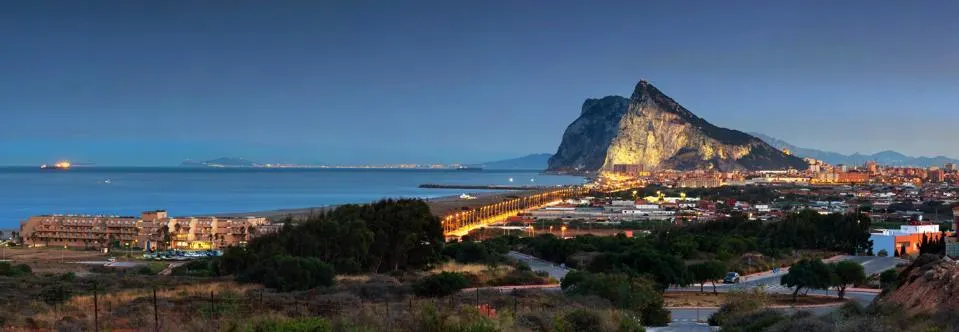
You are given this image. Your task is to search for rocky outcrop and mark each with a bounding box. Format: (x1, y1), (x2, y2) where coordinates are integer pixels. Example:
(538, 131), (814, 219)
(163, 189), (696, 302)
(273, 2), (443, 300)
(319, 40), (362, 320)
(877, 254), (959, 316)
(548, 80), (807, 172)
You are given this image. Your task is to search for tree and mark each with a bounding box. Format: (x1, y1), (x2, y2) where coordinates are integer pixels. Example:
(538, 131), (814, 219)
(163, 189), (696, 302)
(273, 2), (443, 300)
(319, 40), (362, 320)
(412, 272), (470, 297)
(780, 259), (835, 302)
(562, 271), (671, 326)
(689, 260), (727, 294)
(249, 255), (335, 292)
(918, 232), (945, 256)
(588, 249), (690, 290)
(879, 269), (898, 291)
(831, 261), (866, 300)
(224, 199), (444, 288)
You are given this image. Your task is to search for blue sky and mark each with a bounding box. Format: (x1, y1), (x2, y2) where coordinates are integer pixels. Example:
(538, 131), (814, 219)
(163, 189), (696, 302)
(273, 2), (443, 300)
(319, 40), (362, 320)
(2, 1), (958, 165)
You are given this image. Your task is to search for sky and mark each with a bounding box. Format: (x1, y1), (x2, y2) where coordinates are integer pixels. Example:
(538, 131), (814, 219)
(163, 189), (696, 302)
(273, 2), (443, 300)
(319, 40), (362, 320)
(2, 1), (958, 166)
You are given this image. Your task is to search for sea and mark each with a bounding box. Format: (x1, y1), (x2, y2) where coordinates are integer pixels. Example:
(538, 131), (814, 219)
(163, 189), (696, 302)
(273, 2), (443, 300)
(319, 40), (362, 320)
(0, 167), (584, 228)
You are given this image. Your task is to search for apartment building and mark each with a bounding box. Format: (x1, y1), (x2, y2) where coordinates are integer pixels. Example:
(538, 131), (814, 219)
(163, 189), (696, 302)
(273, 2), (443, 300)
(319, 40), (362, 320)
(19, 210), (278, 251)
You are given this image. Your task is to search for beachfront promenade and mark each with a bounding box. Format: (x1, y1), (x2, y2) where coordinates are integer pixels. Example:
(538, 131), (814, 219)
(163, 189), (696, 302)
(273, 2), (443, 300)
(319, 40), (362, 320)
(428, 186), (584, 237)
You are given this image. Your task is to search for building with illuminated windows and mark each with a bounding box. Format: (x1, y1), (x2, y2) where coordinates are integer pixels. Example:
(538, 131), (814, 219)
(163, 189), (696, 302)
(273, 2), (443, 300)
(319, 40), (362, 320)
(19, 210), (279, 251)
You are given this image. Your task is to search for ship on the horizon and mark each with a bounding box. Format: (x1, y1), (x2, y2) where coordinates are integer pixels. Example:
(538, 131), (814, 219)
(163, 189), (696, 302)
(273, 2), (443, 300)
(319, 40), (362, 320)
(40, 161), (72, 170)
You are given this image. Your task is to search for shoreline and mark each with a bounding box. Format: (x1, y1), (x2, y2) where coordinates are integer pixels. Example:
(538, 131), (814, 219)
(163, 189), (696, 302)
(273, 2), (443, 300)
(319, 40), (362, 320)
(221, 188), (564, 222)
(218, 191), (504, 221)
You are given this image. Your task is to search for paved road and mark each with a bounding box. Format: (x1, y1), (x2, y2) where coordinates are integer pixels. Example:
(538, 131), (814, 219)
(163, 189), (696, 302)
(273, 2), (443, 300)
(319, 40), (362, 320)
(679, 256), (902, 297)
(505, 253), (900, 330)
(663, 256), (903, 329)
(656, 306), (841, 332)
(507, 251), (570, 280)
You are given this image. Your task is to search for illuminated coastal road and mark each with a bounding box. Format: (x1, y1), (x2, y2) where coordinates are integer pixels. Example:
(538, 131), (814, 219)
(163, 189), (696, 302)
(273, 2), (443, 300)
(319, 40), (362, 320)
(432, 187), (583, 238)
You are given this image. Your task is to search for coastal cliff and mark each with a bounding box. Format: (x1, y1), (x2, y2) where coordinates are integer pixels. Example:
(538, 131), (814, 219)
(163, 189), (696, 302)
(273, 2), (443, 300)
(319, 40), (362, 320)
(548, 80), (807, 172)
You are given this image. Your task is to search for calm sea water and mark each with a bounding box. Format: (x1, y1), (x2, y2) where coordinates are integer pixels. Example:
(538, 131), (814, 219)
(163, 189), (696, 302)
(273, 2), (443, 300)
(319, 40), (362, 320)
(0, 167), (583, 228)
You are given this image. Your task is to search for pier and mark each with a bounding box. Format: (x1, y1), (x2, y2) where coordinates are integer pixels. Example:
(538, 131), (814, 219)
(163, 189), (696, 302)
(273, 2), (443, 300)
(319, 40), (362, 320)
(418, 184), (551, 190)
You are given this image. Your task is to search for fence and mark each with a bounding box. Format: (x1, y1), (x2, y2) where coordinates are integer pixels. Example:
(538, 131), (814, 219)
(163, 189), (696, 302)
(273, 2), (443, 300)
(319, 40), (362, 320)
(72, 285), (560, 331)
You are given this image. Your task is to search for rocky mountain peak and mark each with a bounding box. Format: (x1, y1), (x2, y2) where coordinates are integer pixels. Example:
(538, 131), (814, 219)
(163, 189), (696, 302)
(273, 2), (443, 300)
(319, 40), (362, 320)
(548, 80), (807, 173)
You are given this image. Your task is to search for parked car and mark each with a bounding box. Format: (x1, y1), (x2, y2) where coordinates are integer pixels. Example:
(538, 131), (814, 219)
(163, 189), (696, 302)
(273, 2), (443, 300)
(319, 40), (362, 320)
(723, 272), (741, 284)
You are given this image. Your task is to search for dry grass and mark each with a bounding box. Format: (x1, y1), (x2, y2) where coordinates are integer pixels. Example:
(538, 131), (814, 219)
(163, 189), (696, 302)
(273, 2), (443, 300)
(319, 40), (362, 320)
(664, 291), (847, 307)
(430, 262), (503, 274)
(1, 274), (637, 331)
(2, 246), (111, 274)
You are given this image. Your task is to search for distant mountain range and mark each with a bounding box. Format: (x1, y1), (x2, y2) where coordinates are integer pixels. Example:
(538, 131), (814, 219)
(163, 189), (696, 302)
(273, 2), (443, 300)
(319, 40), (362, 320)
(750, 133), (959, 167)
(471, 153), (552, 170)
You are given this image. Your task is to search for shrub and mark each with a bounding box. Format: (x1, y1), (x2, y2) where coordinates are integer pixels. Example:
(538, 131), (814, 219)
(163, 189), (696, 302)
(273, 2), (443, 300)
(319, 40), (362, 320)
(39, 285), (72, 305)
(173, 260), (216, 277)
(248, 317), (332, 332)
(878, 249), (889, 257)
(412, 272), (470, 297)
(244, 256), (335, 292)
(616, 313), (646, 332)
(879, 269), (898, 291)
(561, 272), (669, 326)
(0, 262), (31, 277)
(487, 270), (548, 287)
(513, 261), (532, 271)
(708, 290), (767, 326)
(557, 309), (604, 332)
(721, 309), (786, 332)
(59, 272), (77, 282)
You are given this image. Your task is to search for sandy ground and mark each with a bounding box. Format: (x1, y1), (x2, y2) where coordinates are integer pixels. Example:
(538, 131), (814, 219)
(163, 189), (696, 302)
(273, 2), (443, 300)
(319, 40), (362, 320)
(1, 246), (111, 274)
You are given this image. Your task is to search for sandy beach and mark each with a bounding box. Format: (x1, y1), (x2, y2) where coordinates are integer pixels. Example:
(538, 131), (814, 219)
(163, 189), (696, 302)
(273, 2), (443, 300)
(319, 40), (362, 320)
(220, 190), (541, 221)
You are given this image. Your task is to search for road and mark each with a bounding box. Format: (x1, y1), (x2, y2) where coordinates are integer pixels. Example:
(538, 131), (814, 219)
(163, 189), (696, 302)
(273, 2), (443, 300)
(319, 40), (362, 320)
(506, 253), (902, 331)
(675, 255), (901, 307)
(662, 255), (903, 330)
(507, 251), (570, 280)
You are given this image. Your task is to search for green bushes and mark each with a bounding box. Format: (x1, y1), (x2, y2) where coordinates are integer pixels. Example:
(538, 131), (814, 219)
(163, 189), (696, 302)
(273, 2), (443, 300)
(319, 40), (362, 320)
(720, 309), (786, 332)
(0, 262), (32, 277)
(237, 256), (335, 292)
(411, 304), (499, 332)
(561, 271), (670, 326)
(487, 269), (549, 287)
(551, 309), (646, 332)
(412, 272), (470, 298)
(221, 199), (445, 291)
(708, 290), (767, 326)
(556, 309), (604, 331)
(242, 317), (332, 332)
(879, 269), (899, 291)
(39, 285), (72, 305)
(442, 239), (509, 265)
(218, 199), (445, 291)
(172, 260), (217, 277)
